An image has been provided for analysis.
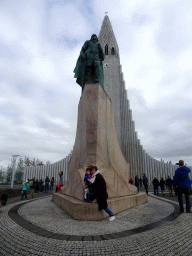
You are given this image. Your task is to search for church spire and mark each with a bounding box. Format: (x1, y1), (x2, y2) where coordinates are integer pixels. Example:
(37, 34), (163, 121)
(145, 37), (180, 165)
(98, 15), (119, 57)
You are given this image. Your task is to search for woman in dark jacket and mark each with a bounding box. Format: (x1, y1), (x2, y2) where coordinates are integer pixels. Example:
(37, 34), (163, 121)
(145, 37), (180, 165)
(89, 165), (115, 221)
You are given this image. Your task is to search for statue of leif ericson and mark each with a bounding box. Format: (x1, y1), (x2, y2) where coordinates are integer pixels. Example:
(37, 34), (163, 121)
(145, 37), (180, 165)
(74, 34), (105, 91)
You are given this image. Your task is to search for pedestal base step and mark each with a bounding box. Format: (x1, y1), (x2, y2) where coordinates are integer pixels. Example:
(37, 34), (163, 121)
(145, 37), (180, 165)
(52, 192), (148, 220)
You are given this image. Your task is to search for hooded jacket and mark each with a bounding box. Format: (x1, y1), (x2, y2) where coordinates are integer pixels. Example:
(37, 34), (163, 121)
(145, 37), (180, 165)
(174, 166), (191, 188)
(22, 182), (29, 191)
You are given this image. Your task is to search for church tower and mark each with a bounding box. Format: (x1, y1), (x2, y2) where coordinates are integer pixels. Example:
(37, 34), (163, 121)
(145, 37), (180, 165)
(98, 15), (179, 181)
(99, 15), (143, 177)
(98, 15), (122, 149)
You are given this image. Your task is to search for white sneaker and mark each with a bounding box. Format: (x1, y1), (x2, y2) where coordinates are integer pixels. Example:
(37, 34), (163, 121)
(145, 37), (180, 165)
(109, 216), (115, 221)
(92, 199), (97, 203)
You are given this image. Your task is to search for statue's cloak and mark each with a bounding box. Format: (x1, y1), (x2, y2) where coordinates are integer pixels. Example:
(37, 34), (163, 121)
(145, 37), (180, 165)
(74, 40), (104, 90)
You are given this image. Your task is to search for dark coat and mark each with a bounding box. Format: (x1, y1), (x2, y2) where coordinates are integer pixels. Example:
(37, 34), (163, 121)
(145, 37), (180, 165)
(143, 176), (148, 186)
(152, 179), (159, 188)
(160, 179), (165, 188)
(35, 181), (39, 190)
(166, 178), (173, 187)
(90, 173), (108, 210)
(135, 177), (139, 187)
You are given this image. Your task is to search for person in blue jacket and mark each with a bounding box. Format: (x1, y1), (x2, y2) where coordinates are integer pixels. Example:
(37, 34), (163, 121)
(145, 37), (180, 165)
(174, 160), (192, 213)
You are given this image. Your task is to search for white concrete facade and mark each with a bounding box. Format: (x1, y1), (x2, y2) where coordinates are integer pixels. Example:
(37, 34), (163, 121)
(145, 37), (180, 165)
(23, 152), (72, 185)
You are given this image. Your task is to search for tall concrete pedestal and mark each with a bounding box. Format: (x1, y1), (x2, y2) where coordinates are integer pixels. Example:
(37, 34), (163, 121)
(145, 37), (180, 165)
(52, 84), (148, 220)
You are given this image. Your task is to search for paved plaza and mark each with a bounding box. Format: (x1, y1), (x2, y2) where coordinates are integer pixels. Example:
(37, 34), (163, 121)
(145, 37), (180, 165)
(0, 190), (192, 255)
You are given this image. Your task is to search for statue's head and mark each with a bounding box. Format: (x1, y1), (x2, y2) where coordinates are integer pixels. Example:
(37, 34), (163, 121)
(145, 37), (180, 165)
(91, 34), (98, 42)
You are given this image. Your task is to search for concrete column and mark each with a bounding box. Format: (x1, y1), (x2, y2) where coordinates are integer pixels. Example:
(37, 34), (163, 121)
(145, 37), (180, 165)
(123, 99), (126, 159)
(142, 150), (146, 177)
(126, 100), (130, 162)
(58, 161), (61, 178)
(121, 92), (126, 154)
(157, 160), (161, 180)
(127, 109), (131, 165)
(48, 164), (51, 180)
(140, 145), (143, 178)
(63, 157), (67, 181)
(50, 163), (53, 180)
(53, 162), (57, 184)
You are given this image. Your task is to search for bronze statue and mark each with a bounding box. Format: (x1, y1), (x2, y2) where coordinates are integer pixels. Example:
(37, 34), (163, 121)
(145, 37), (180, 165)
(74, 34), (105, 91)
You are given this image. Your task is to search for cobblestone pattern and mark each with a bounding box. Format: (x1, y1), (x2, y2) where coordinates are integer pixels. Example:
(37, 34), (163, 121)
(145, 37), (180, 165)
(18, 196), (174, 236)
(1, 196), (192, 255)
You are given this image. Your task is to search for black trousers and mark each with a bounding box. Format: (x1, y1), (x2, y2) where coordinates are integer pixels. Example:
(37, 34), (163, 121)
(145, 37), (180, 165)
(21, 190), (27, 199)
(144, 184), (148, 195)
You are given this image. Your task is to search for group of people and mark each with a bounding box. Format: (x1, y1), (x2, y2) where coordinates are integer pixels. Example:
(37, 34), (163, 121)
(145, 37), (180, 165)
(129, 160), (192, 214)
(44, 176), (55, 193)
(130, 174), (149, 194)
(152, 176), (173, 197)
(152, 160), (192, 213)
(21, 176), (55, 200)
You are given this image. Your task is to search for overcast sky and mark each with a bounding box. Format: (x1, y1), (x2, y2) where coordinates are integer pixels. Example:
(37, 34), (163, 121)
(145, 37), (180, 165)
(1, 0), (192, 169)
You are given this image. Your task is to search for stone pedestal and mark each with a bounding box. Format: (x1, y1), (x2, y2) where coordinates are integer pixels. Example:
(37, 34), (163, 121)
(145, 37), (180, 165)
(52, 84), (148, 219)
(52, 192), (148, 220)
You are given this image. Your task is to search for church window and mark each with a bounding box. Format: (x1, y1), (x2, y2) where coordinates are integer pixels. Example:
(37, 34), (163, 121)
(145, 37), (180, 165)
(105, 44), (108, 55)
(111, 47), (115, 55)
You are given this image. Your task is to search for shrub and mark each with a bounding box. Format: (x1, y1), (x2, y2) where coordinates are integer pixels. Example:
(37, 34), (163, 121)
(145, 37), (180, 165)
(0, 188), (22, 199)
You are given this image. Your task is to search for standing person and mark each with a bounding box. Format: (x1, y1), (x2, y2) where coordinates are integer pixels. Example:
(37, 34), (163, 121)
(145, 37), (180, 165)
(21, 180), (29, 200)
(152, 177), (159, 196)
(56, 171), (63, 193)
(166, 176), (173, 197)
(28, 179), (35, 199)
(143, 174), (148, 195)
(174, 160), (192, 213)
(39, 178), (43, 186)
(139, 177), (143, 188)
(35, 179), (39, 193)
(89, 165), (115, 221)
(45, 176), (50, 193)
(29, 179), (33, 188)
(160, 178), (165, 195)
(135, 175), (140, 192)
(33, 177), (36, 190)
(39, 178), (44, 192)
(50, 177), (54, 191)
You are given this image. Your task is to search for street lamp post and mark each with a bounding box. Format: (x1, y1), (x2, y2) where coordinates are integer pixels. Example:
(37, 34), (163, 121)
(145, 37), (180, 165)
(11, 155), (20, 189)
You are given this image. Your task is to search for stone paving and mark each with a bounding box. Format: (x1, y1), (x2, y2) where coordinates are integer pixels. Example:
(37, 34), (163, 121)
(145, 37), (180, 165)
(18, 196), (174, 236)
(0, 192), (192, 255)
